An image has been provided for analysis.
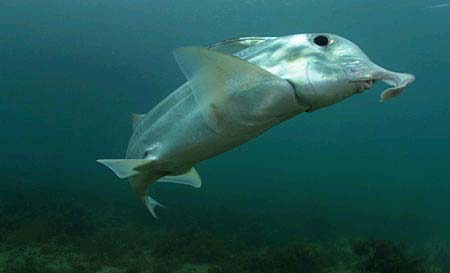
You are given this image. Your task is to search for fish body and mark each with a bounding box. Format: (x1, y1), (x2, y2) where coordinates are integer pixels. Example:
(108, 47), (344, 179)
(98, 33), (415, 217)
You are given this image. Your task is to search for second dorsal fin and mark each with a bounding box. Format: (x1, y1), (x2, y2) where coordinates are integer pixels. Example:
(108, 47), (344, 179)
(131, 113), (145, 130)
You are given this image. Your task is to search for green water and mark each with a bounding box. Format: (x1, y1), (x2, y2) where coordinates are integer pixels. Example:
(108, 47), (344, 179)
(1, 0), (449, 272)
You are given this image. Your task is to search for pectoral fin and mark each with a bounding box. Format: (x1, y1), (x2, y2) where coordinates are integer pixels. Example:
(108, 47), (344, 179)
(157, 167), (201, 188)
(97, 159), (152, 178)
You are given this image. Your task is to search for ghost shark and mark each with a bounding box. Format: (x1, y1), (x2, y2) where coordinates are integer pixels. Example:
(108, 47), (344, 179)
(98, 33), (415, 218)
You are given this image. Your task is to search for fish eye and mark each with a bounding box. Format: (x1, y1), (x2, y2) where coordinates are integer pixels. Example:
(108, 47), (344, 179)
(313, 35), (330, 47)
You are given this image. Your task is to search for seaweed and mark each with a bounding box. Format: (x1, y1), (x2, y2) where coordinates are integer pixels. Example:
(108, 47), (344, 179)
(47, 203), (97, 238)
(152, 228), (228, 265)
(351, 239), (430, 273)
(0, 192), (33, 236)
(423, 238), (450, 273)
(253, 242), (332, 273)
(76, 225), (155, 271)
(215, 241), (334, 273)
(1, 246), (88, 273)
(2, 250), (44, 273)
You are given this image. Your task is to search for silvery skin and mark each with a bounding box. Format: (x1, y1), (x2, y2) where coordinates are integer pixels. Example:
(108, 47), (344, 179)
(98, 33), (415, 218)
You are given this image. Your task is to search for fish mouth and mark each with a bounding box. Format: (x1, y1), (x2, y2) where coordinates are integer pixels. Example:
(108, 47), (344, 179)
(343, 60), (415, 102)
(357, 79), (375, 92)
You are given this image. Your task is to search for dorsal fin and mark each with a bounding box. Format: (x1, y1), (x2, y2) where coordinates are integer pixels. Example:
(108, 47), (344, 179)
(173, 46), (294, 133)
(208, 37), (275, 55)
(131, 113), (145, 130)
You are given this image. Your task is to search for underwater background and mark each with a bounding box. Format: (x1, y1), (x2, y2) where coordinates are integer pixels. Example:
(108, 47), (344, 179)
(1, 0), (449, 272)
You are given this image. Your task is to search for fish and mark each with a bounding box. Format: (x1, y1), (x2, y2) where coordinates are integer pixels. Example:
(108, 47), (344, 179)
(97, 33), (415, 218)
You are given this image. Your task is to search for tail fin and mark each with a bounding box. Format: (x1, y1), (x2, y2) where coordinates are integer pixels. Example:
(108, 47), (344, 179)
(143, 196), (165, 218)
(97, 159), (164, 218)
(129, 170), (165, 218)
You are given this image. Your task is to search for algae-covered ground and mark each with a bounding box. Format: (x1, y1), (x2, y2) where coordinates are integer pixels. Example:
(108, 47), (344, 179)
(1, 178), (449, 273)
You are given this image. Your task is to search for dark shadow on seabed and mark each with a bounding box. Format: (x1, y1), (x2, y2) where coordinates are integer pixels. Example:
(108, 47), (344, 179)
(0, 175), (449, 273)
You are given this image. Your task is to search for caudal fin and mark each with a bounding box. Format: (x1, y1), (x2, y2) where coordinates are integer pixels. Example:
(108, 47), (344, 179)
(143, 196), (165, 218)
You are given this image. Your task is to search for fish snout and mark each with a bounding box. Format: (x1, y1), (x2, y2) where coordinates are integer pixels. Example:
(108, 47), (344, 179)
(376, 71), (415, 102)
(342, 59), (415, 101)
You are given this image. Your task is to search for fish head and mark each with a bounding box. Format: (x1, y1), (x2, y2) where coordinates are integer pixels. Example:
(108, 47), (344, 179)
(284, 33), (415, 111)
